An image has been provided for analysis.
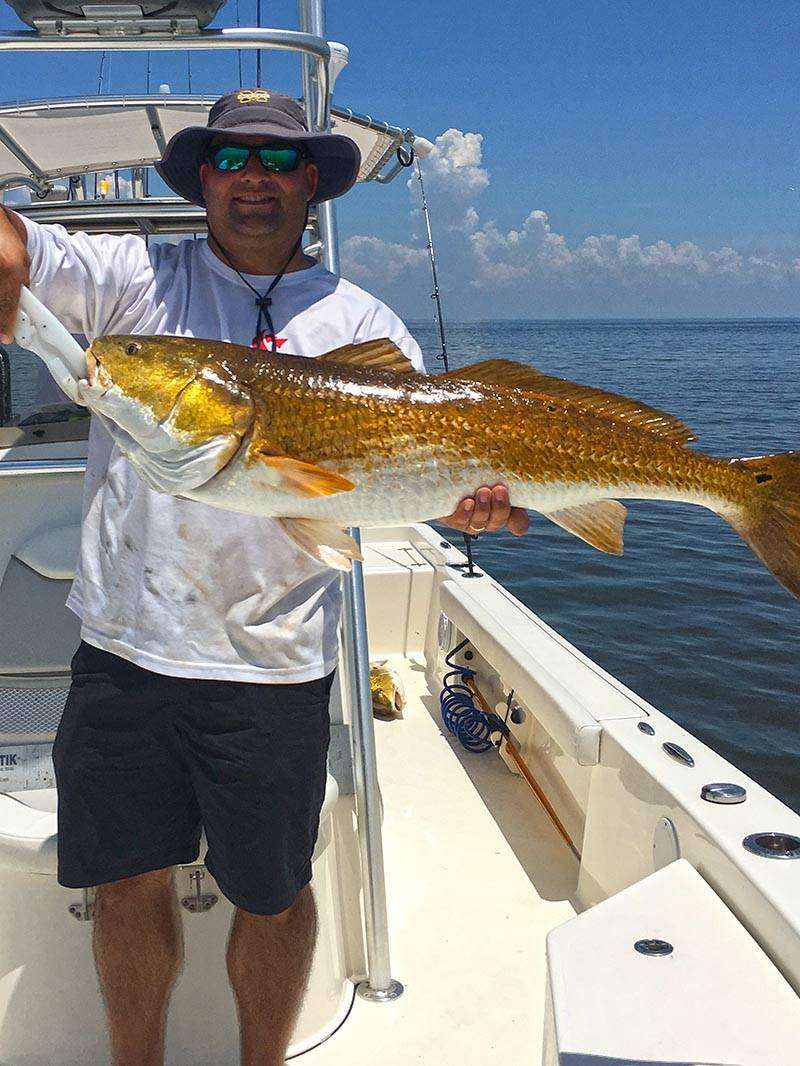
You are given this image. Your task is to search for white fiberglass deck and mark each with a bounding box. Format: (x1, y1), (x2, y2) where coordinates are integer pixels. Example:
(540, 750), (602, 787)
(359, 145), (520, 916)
(306, 657), (578, 1065)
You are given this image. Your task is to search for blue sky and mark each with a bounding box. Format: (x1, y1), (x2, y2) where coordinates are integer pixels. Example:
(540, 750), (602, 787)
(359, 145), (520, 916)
(2, 0), (799, 318)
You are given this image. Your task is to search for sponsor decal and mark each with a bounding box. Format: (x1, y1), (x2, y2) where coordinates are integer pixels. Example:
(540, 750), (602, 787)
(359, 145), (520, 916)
(0, 754), (17, 767)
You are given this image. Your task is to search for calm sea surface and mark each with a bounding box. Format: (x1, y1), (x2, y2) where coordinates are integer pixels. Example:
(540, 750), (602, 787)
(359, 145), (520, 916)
(9, 320), (800, 811)
(412, 319), (800, 813)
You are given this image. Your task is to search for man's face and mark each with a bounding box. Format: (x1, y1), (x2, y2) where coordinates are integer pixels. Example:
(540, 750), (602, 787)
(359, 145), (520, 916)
(199, 135), (319, 242)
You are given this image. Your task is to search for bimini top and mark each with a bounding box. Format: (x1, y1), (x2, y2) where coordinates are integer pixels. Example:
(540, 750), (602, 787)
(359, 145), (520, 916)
(0, 95), (415, 233)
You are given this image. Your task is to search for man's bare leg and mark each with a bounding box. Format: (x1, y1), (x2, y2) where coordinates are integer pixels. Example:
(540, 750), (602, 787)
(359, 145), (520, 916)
(227, 884), (318, 1066)
(93, 866), (184, 1066)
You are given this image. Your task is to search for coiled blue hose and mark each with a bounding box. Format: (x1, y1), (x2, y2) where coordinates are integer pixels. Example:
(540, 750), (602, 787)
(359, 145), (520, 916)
(440, 640), (498, 754)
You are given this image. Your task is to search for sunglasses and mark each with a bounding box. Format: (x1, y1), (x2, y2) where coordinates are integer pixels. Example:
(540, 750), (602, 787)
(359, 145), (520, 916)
(208, 143), (305, 174)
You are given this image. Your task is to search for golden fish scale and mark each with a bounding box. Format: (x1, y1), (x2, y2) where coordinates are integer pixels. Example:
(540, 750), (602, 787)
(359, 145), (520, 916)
(234, 355), (752, 508)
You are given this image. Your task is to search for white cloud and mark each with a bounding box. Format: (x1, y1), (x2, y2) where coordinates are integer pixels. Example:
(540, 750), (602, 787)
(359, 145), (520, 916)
(468, 209), (800, 290)
(414, 128), (490, 198)
(341, 126), (800, 314)
(341, 235), (428, 286)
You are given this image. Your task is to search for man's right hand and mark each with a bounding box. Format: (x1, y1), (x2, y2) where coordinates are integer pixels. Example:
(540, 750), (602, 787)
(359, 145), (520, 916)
(0, 208), (30, 344)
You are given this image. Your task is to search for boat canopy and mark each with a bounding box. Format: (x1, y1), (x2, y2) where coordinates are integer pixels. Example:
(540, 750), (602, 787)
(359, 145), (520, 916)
(0, 95), (410, 192)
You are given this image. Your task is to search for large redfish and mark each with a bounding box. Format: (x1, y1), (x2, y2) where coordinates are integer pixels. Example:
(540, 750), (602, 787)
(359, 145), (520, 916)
(77, 333), (800, 596)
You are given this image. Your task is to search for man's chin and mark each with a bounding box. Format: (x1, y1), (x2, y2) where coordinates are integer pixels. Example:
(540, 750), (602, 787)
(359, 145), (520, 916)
(230, 202), (282, 231)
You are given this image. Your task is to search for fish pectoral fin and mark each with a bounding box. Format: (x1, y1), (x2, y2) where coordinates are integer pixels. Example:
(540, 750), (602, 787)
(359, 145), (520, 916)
(440, 360), (696, 445)
(254, 455), (356, 497)
(316, 338), (416, 375)
(543, 500), (627, 555)
(278, 518), (363, 571)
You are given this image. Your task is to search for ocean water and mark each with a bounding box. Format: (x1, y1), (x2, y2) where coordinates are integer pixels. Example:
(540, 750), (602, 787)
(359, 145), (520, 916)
(412, 319), (800, 813)
(7, 321), (800, 811)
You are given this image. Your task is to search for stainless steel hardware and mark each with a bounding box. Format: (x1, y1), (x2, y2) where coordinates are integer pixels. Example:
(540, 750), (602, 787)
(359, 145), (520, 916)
(180, 868), (218, 913)
(68, 887), (95, 921)
(743, 832), (800, 859)
(701, 782), (747, 804)
(662, 741), (694, 767)
(634, 939), (673, 956)
(637, 721), (655, 735)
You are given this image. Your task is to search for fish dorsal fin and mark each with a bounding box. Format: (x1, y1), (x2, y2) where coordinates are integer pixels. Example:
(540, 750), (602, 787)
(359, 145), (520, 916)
(317, 338), (415, 374)
(543, 500), (627, 555)
(440, 359), (696, 444)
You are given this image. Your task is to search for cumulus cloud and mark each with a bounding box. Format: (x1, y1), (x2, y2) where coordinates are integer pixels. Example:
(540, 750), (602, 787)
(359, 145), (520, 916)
(416, 128), (490, 198)
(342, 126), (799, 314)
(341, 235), (428, 286)
(468, 209), (799, 290)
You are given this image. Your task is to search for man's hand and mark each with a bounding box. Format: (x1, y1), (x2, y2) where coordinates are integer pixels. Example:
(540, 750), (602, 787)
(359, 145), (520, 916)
(439, 484), (529, 537)
(0, 207), (29, 344)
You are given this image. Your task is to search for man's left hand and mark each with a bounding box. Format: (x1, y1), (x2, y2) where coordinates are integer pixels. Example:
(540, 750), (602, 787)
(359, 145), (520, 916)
(439, 484), (529, 537)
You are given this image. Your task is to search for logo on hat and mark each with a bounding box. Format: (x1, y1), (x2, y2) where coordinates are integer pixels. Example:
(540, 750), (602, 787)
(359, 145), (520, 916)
(237, 89), (271, 105)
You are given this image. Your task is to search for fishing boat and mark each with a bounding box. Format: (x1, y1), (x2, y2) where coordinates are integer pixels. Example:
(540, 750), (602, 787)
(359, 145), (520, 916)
(0, 2), (799, 1063)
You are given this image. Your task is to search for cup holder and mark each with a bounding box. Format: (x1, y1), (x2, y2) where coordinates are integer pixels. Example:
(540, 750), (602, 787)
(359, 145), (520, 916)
(743, 832), (800, 859)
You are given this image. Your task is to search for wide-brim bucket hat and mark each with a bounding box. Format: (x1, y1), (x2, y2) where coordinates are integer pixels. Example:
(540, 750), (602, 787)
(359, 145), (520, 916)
(155, 88), (361, 207)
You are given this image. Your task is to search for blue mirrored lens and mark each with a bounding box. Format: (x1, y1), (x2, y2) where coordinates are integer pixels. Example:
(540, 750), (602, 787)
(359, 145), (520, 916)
(210, 145), (302, 173)
(212, 146), (250, 171)
(257, 147), (301, 172)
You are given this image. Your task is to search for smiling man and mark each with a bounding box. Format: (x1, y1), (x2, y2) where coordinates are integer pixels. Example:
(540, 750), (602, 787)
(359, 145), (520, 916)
(0, 88), (527, 1066)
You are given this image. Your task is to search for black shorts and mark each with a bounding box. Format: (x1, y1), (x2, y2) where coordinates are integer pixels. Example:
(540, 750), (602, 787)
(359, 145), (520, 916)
(52, 642), (333, 915)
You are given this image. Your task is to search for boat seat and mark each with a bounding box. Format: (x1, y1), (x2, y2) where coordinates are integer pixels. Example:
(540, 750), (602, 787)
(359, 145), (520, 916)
(440, 578), (603, 765)
(0, 773), (340, 877)
(544, 858), (800, 1065)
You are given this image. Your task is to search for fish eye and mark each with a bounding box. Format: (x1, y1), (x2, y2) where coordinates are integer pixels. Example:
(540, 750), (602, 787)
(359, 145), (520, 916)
(125, 342), (141, 356)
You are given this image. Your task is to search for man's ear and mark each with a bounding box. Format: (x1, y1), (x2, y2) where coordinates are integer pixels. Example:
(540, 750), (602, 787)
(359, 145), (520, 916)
(199, 161), (211, 198)
(305, 162), (320, 203)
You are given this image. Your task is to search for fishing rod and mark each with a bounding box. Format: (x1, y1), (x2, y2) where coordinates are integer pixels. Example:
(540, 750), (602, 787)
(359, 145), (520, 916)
(394, 138), (448, 371)
(397, 139), (487, 560)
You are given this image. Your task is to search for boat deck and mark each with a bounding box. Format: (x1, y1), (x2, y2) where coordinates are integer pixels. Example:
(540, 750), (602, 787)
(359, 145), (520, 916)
(305, 657), (578, 1065)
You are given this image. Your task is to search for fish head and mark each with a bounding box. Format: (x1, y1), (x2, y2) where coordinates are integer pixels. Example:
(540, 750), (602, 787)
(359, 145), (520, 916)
(82, 335), (255, 492)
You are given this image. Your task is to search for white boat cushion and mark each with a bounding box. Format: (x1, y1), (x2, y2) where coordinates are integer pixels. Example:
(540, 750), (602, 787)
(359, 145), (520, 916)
(0, 773), (339, 877)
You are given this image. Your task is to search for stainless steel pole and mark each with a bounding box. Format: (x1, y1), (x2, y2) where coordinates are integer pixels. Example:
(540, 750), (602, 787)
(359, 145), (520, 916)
(298, 0), (402, 1003)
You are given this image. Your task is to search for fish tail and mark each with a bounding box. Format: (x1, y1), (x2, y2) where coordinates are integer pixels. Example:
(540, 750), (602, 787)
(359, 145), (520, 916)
(727, 452), (800, 599)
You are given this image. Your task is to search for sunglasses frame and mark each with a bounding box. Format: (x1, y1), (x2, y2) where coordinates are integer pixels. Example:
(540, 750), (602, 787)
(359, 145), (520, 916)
(207, 143), (307, 174)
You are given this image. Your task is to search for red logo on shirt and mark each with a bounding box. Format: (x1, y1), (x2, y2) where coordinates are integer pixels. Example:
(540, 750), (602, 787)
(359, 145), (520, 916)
(252, 331), (288, 350)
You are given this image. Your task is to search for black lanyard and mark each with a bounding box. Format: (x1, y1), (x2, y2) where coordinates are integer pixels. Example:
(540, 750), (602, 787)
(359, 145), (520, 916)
(207, 213), (307, 352)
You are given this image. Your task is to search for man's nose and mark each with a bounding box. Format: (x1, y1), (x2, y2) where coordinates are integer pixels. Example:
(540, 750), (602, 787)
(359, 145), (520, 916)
(240, 153), (272, 180)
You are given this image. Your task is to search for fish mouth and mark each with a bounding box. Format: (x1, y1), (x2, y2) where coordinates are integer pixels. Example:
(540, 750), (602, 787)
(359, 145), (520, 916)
(84, 346), (112, 391)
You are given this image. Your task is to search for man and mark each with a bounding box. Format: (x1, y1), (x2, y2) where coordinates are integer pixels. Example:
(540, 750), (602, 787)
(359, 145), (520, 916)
(0, 90), (528, 1065)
